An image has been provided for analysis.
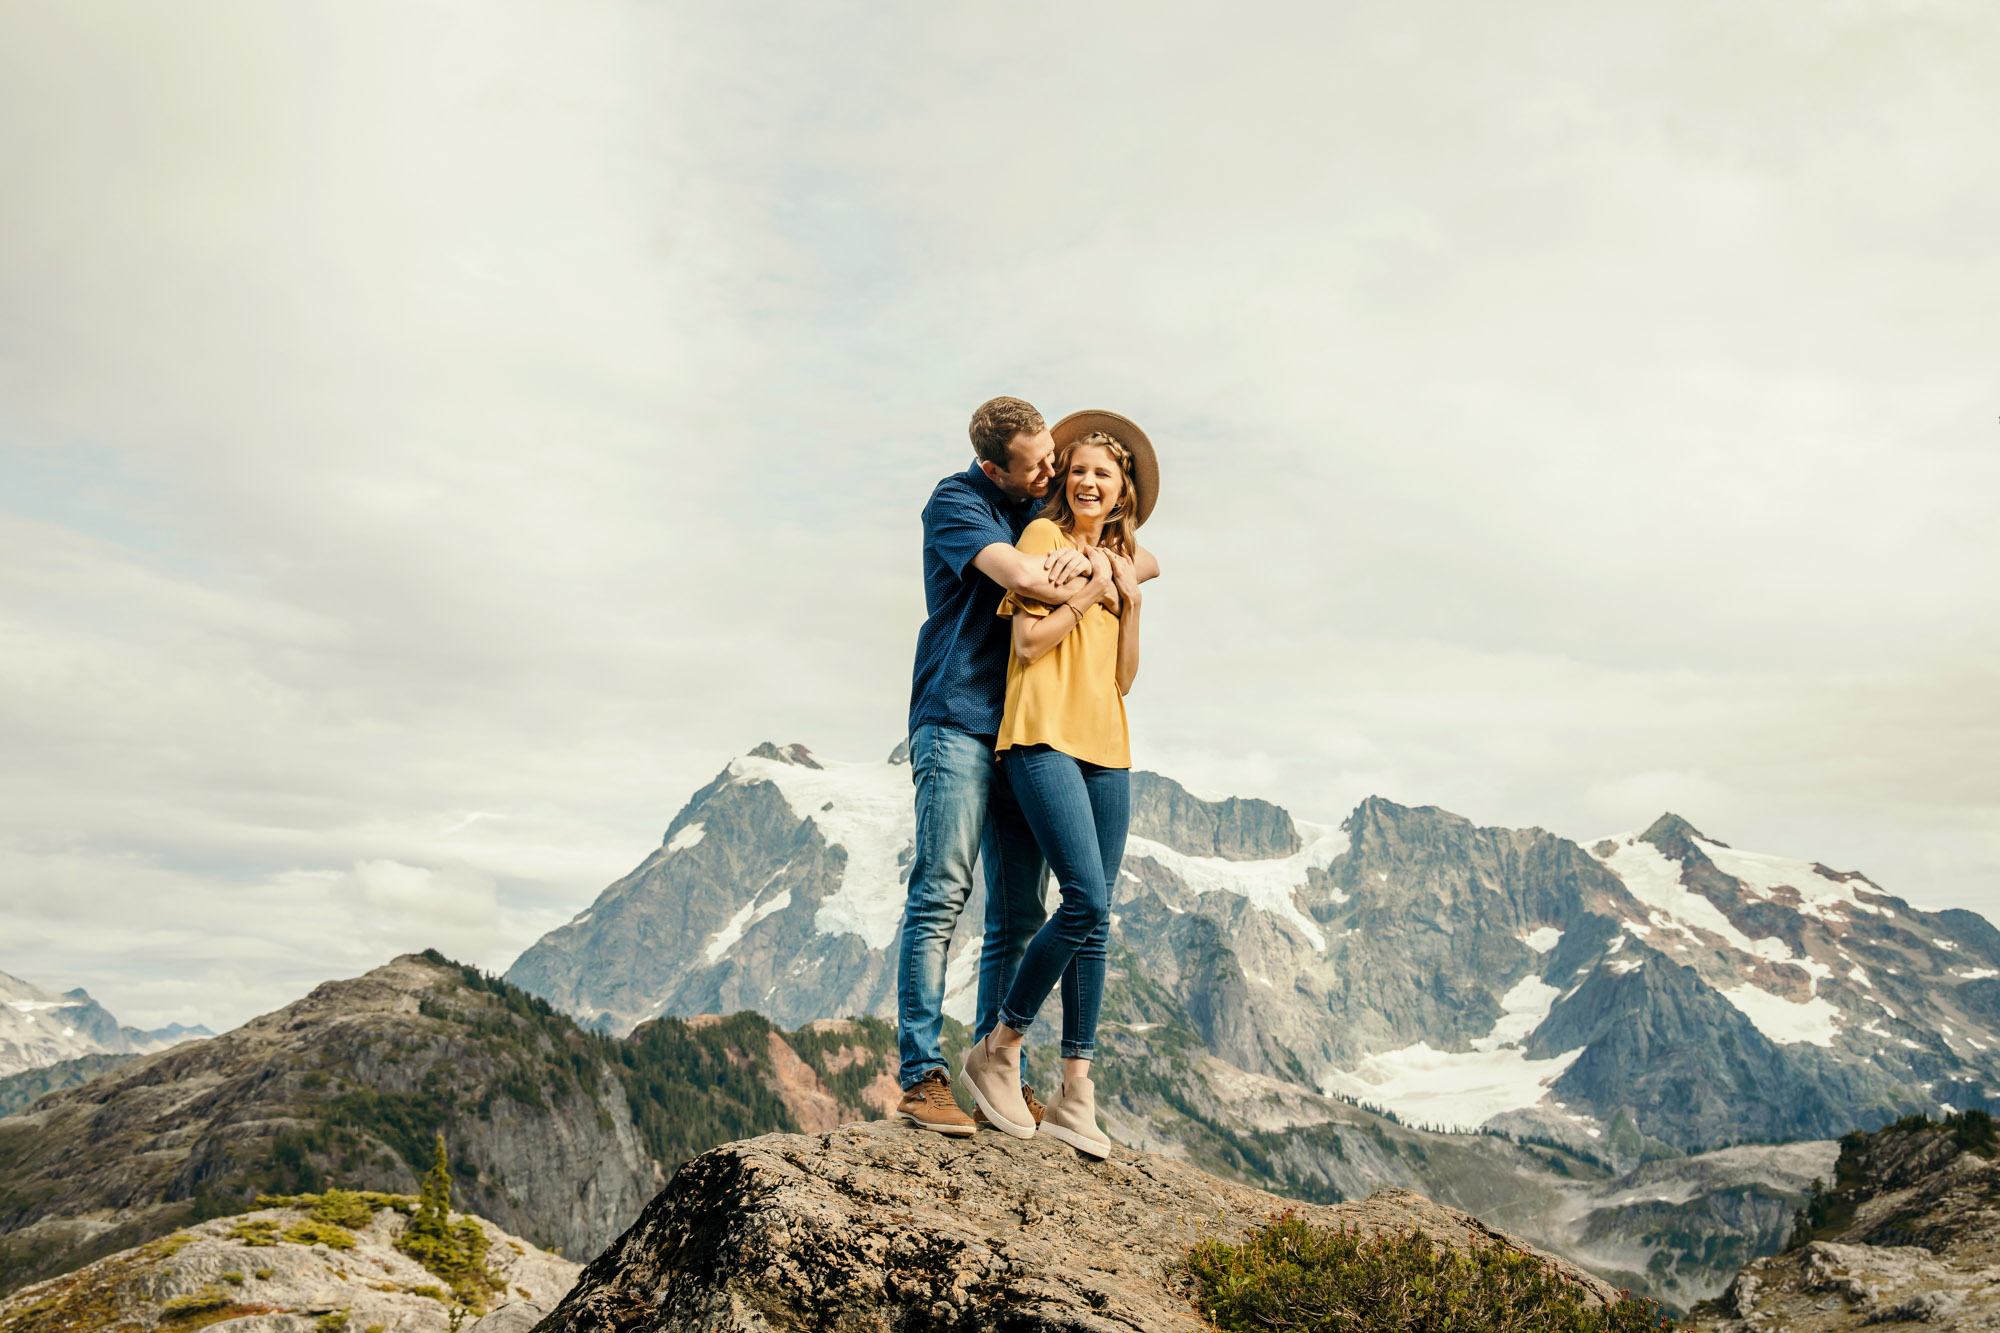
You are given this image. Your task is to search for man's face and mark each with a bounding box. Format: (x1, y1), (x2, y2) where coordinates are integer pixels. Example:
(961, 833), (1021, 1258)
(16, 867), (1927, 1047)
(980, 428), (1056, 502)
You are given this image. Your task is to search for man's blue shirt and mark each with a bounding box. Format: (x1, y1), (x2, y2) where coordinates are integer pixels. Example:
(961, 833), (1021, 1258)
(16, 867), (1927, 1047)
(908, 463), (1040, 739)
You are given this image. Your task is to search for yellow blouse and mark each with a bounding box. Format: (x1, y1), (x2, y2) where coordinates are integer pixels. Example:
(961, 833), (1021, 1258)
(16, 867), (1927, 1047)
(993, 518), (1131, 769)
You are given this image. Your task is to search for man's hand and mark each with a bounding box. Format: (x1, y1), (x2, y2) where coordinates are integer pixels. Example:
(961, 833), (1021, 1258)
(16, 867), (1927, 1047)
(1044, 547), (1091, 587)
(1107, 549), (1141, 611)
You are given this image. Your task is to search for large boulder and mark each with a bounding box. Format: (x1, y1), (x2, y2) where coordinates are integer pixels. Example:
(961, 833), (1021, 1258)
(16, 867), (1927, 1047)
(535, 1120), (1619, 1332)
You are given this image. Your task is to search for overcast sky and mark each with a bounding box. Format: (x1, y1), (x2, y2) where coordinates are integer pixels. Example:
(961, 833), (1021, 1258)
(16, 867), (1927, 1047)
(1, 0), (1995, 1031)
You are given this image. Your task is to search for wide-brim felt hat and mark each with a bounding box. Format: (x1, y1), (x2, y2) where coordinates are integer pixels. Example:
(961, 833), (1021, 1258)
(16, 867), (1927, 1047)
(1050, 409), (1159, 527)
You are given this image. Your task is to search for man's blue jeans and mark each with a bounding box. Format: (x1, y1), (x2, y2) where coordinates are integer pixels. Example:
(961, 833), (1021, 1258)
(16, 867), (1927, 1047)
(896, 724), (1049, 1089)
(995, 746), (1129, 1062)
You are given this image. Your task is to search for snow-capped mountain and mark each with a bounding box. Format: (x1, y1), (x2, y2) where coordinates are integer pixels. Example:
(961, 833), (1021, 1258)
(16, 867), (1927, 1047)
(505, 741), (2000, 1152)
(0, 971), (212, 1079)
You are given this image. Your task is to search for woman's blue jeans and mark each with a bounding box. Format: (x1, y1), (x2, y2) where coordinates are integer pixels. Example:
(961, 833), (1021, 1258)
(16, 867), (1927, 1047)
(996, 746), (1129, 1061)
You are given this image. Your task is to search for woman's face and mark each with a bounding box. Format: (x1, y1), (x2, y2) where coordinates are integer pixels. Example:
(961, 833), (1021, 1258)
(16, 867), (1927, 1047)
(1064, 444), (1125, 525)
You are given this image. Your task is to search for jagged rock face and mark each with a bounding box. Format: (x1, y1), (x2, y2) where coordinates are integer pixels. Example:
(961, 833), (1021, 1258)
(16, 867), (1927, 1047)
(505, 744), (2000, 1157)
(534, 1119), (1620, 1333)
(1690, 1114), (2000, 1330)
(0, 1198), (577, 1333)
(0, 971), (210, 1079)
(0, 956), (663, 1295)
(1128, 771), (1300, 860)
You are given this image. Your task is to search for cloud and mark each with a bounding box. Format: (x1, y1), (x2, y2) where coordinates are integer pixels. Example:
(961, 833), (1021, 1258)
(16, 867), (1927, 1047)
(0, 0), (1995, 1029)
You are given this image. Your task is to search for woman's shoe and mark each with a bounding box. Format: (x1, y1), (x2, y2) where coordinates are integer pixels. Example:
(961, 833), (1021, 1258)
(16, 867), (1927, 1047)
(960, 1035), (1036, 1139)
(1039, 1073), (1112, 1159)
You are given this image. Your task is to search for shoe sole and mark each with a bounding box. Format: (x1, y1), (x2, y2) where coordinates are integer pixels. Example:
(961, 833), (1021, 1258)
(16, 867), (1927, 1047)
(893, 1109), (976, 1138)
(1040, 1121), (1111, 1159)
(959, 1057), (1037, 1140)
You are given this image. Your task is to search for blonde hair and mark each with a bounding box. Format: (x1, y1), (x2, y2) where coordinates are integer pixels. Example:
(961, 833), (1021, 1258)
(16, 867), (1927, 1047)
(1039, 431), (1139, 555)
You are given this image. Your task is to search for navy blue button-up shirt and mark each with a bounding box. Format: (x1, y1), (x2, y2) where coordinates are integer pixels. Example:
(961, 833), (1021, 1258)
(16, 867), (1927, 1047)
(908, 463), (1042, 739)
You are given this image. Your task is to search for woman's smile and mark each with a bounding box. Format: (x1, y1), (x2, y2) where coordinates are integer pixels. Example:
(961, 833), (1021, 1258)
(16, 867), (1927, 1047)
(1064, 445), (1124, 521)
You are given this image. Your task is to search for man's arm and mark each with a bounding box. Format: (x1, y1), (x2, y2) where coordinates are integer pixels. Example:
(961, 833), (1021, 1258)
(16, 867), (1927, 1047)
(1135, 544), (1160, 583)
(971, 542), (1095, 605)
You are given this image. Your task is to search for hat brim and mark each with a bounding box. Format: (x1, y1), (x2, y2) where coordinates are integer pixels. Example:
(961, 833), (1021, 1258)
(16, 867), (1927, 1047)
(1049, 409), (1159, 527)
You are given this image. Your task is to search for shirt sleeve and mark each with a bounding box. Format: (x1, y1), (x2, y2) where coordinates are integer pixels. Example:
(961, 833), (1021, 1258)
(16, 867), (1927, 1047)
(997, 520), (1061, 619)
(924, 482), (1016, 581)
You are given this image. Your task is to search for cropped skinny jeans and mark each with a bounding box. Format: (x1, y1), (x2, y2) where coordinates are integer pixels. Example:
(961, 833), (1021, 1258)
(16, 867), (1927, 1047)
(995, 745), (1129, 1061)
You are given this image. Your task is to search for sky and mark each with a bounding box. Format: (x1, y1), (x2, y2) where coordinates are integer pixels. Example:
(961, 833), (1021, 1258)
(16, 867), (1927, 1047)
(0, 0), (1995, 1031)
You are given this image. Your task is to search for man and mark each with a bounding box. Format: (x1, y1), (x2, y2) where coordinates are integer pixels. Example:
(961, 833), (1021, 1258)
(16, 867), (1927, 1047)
(894, 395), (1158, 1134)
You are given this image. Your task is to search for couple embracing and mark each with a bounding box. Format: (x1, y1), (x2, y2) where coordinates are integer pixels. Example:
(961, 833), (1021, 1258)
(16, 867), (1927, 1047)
(894, 395), (1160, 1159)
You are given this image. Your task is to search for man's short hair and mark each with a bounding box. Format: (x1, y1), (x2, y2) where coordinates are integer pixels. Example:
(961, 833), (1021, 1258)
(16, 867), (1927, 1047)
(968, 396), (1046, 469)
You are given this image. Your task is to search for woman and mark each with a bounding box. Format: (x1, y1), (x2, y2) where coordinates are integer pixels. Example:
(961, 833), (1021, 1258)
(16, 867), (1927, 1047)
(961, 410), (1158, 1159)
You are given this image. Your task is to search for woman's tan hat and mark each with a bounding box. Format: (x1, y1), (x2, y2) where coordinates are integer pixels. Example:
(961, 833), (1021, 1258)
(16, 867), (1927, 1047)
(1050, 409), (1159, 527)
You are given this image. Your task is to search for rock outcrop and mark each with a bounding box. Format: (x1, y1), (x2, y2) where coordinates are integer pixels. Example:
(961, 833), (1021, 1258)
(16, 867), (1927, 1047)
(0, 1195), (577, 1333)
(1691, 1112), (2000, 1330)
(535, 1119), (1620, 1333)
(0, 955), (902, 1300)
(0, 954), (661, 1296)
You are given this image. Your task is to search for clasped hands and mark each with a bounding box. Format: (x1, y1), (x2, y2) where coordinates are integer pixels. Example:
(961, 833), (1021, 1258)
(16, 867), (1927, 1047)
(1043, 545), (1141, 615)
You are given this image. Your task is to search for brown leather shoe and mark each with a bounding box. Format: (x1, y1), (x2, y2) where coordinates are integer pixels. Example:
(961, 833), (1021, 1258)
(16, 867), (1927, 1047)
(974, 1082), (1046, 1129)
(894, 1070), (976, 1137)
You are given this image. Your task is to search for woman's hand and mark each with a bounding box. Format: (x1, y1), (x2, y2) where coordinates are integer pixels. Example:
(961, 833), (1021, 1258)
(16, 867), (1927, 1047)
(1107, 549), (1141, 611)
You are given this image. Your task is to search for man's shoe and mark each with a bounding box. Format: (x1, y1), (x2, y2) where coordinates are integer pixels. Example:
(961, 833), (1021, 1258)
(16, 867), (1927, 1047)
(1039, 1072), (1112, 1159)
(894, 1070), (976, 1137)
(960, 1035), (1035, 1139)
(974, 1082), (1045, 1129)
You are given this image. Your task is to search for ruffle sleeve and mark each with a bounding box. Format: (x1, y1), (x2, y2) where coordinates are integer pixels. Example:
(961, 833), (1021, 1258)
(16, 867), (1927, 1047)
(997, 518), (1063, 619)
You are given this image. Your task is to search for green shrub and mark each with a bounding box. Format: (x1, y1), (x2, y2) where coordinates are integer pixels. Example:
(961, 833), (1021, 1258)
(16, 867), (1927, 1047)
(226, 1219), (281, 1247)
(255, 1188), (416, 1227)
(221, 1271), (245, 1286)
(253, 1268), (273, 1280)
(1180, 1216), (1678, 1332)
(160, 1288), (232, 1319)
(394, 1133), (502, 1312)
(314, 1311), (349, 1332)
(281, 1220), (357, 1250)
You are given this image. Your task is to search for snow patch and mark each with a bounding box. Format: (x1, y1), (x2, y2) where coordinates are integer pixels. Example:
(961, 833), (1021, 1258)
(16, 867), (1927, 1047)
(1319, 971), (1580, 1129)
(1471, 976), (1562, 1051)
(667, 822), (707, 853)
(731, 751), (916, 950)
(1320, 1042), (1585, 1132)
(1955, 968), (1999, 981)
(702, 885), (795, 964)
(1721, 985), (1841, 1047)
(1695, 840), (1890, 918)
(1597, 837), (1765, 953)
(1122, 819), (1347, 952)
(1520, 927), (1563, 953)
(1597, 836), (1821, 978)
(940, 928), (983, 1025)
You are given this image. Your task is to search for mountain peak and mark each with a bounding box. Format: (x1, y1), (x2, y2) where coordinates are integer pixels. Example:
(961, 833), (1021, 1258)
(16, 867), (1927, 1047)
(746, 741), (822, 769)
(1638, 812), (1726, 859)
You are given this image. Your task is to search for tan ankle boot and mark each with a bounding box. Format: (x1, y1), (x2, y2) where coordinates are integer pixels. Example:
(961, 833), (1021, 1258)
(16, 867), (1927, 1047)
(1040, 1073), (1111, 1159)
(960, 1035), (1035, 1139)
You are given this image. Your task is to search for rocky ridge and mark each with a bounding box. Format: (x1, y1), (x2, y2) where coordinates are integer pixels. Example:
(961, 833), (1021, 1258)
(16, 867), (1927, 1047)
(0, 970), (210, 1080)
(535, 1118), (1622, 1333)
(1691, 1111), (2000, 1330)
(0, 1194), (576, 1333)
(0, 955), (901, 1297)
